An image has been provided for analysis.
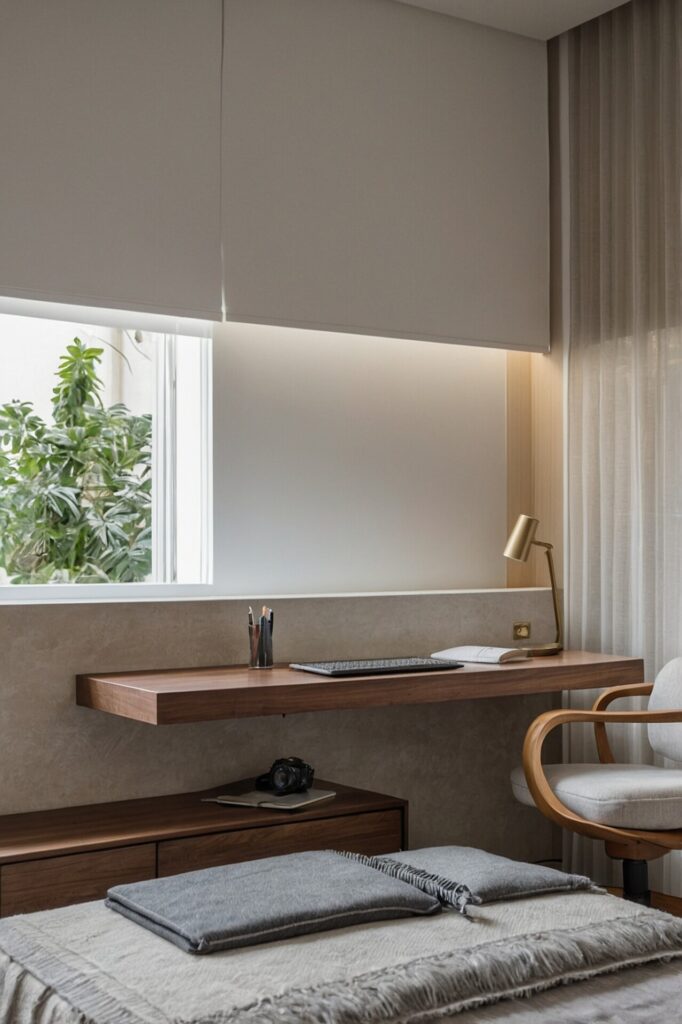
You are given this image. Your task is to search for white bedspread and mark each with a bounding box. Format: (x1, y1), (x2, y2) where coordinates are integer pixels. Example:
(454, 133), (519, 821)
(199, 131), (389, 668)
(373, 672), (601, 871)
(1, 891), (682, 1023)
(456, 959), (682, 1022)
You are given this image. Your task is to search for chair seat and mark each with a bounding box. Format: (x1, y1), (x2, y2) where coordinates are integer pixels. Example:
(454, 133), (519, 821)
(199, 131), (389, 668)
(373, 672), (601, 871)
(511, 763), (682, 831)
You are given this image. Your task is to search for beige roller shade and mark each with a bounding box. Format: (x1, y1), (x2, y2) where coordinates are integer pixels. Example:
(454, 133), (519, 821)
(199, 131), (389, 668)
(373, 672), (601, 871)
(222, 0), (549, 351)
(0, 0), (222, 321)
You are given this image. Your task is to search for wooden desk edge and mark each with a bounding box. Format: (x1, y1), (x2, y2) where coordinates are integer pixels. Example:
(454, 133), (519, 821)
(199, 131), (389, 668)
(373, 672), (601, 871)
(76, 655), (645, 725)
(77, 675), (159, 724)
(76, 659), (647, 724)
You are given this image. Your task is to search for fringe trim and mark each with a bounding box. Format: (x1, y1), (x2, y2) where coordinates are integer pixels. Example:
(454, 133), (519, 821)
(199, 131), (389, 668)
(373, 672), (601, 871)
(202, 911), (682, 1024)
(0, 918), (164, 1024)
(334, 851), (479, 915)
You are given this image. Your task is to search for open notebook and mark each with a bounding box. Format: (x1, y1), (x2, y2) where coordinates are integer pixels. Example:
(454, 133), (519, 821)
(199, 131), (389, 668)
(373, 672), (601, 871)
(202, 780), (336, 811)
(431, 645), (528, 665)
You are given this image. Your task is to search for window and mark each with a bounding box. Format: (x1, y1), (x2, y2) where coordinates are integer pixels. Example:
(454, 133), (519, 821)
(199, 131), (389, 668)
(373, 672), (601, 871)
(1, 306), (508, 602)
(0, 299), (211, 594)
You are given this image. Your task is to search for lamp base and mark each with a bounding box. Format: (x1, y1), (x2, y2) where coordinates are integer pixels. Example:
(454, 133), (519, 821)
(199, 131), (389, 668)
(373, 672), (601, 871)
(521, 642), (563, 658)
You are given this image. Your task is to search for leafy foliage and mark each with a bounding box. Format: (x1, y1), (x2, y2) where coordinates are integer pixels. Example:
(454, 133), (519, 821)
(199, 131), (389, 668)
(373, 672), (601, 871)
(0, 339), (152, 584)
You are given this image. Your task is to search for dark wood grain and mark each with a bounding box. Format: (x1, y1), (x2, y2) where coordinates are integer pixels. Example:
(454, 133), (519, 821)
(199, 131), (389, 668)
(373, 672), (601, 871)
(77, 651), (645, 725)
(0, 780), (405, 865)
(158, 810), (403, 876)
(1, 844), (156, 916)
(0, 780), (407, 917)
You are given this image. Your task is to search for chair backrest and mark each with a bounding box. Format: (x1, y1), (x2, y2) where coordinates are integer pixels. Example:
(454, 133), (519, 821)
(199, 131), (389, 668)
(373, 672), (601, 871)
(648, 657), (682, 762)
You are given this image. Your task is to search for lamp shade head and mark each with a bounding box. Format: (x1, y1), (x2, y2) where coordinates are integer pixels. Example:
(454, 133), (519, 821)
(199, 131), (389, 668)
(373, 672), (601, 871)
(504, 514), (539, 562)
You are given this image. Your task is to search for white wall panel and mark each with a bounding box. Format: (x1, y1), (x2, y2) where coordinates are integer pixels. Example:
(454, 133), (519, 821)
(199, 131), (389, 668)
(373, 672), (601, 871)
(223, 0), (549, 351)
(0, 0), (222, 320)
(212, 322), (507, 594)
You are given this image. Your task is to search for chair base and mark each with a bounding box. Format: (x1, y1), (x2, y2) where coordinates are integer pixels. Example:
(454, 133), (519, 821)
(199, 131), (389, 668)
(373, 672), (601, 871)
(622, 858), (651, 906)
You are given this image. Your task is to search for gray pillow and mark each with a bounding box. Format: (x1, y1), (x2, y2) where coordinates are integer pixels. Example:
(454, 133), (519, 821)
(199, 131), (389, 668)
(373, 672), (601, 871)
(379, 846), (594, 905)
(106, 849), (441, 954)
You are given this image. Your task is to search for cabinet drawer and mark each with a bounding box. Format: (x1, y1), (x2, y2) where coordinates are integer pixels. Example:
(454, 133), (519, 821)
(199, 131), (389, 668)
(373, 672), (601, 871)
(158, 809), (402, 877)
(1, 844), (156, 917)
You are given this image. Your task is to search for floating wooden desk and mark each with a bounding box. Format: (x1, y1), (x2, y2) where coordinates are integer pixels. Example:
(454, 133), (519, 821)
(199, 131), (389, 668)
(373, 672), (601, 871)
(77, 651), (644, 725)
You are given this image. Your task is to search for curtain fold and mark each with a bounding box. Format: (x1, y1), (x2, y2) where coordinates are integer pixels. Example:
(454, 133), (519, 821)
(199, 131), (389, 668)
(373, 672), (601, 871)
(566, 0), (682, 891)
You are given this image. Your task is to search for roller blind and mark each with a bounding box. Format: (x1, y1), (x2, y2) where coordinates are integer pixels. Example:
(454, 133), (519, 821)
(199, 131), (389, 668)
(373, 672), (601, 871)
(222, 0), (550, 351)
(0, 0), (222, 322)
(0, 296), (213, 338)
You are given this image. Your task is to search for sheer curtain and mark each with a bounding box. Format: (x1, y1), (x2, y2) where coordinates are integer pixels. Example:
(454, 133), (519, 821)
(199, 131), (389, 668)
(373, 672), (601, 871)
(565, 0), (682, 892)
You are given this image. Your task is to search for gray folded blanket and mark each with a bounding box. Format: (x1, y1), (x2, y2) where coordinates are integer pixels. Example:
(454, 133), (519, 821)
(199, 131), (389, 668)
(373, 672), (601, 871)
(341, 846), (594, 909)
(106, 849), (441, 954)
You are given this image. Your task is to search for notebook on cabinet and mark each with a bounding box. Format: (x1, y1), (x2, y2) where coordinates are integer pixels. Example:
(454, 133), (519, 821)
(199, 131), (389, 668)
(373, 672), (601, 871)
(203, 786), (337, 811)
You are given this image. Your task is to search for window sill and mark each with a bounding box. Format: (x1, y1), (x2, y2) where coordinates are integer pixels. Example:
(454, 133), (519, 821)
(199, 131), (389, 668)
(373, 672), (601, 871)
(0, 584), (551, 606)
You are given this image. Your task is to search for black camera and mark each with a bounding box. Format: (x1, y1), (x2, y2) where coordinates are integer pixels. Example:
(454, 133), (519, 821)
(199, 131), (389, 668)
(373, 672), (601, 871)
(255, 757), (315, 795)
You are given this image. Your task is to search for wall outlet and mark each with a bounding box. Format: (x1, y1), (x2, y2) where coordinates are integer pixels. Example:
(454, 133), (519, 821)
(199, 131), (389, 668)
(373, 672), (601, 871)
(513, 621), (531, 641)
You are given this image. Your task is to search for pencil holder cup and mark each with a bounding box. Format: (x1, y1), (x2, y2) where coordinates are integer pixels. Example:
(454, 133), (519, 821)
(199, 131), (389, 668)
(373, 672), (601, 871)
(249, 618), (273, 669)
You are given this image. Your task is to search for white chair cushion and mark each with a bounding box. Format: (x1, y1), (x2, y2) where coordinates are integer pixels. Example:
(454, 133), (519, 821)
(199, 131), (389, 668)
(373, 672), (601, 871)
(511, 762), (682, 830)
(648, 656), (682, 763)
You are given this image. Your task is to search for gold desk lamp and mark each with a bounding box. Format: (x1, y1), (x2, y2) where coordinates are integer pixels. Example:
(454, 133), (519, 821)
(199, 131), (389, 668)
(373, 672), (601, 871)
(504, 514), (563, 657)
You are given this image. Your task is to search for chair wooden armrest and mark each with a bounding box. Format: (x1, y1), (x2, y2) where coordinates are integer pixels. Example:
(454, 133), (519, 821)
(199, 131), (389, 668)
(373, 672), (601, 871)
(522, 706), (682, 852)
(591, 683), (654, 764)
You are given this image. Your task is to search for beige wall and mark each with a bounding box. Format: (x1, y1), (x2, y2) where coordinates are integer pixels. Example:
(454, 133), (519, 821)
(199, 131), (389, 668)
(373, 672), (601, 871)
(506, 350), (564, 590)
(505, 37), (567, 591)
(0, 589), (560, 861)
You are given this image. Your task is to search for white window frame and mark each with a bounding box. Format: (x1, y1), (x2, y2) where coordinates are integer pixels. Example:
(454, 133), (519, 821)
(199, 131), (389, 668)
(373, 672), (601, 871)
(152, 333), (213, 587)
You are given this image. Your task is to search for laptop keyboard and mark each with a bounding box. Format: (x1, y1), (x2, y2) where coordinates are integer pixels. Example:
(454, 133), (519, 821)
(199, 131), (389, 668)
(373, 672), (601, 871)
(289, 657), (464, 677)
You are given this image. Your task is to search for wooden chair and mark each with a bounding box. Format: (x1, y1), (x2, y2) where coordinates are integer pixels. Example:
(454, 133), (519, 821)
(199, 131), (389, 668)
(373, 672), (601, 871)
(511, 658), (682, 904)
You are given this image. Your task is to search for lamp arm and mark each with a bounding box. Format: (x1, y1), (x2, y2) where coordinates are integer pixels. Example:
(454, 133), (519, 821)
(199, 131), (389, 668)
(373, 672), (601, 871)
(533, 541), (563, 647)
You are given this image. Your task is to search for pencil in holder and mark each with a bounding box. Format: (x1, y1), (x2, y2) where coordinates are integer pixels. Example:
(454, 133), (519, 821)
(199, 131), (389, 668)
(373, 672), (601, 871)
(249, 606), (274, 669)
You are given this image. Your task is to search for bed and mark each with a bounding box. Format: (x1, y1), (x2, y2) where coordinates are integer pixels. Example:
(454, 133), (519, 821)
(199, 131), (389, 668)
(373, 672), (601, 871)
(2, 884), (682, 1024)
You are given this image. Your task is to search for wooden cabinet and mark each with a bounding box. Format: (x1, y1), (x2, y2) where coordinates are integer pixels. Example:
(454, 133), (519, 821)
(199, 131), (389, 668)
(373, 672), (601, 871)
(0, 781), (406, 917)
(1, 845), (156, 917)
(158, 810), (402, 877)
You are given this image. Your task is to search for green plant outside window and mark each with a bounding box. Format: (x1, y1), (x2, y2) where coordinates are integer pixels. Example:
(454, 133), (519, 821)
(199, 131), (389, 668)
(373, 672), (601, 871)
(0, 339), (152, 584)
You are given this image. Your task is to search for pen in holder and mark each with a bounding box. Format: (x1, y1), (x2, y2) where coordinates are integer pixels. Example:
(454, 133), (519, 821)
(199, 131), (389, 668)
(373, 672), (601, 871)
(249, 605), (274, 669)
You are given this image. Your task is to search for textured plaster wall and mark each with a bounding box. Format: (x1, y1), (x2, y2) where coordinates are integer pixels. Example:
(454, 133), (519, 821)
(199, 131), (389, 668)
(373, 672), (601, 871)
(0, 589), (560, 860)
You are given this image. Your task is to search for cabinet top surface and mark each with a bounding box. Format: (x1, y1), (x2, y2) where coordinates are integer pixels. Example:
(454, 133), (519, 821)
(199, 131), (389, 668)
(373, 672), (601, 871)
(0, 780), (405, 864)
